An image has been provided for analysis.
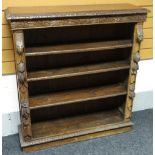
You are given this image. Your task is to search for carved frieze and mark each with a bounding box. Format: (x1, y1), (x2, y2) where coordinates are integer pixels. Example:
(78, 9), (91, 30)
(10, 15), (146, 30)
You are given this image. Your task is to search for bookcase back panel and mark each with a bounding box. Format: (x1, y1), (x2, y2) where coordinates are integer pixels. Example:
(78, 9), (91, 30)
(31, 95), (126, 123)
(26, 48), (131, 72)
(28, 69), (129, 96)
(24, 23), (134, 47)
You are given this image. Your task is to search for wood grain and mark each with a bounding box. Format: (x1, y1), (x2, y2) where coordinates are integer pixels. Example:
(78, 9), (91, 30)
(31, 109), (128, 139)
(2, 6), (152, 24)
(147, 6), (153, 17)
(13, 30), (32, 140)
(22, 126), (132, 152)
(5, 4), (147, 22)
(2, 1), (153, 76)
(2, 25), (11, 37)
(2, 50), (14, 62)
(29, 83), (127, 109)
(140, 48), (153, 59)
(27, 60), (130, 82)
(2, 11), (7, 24)
(124, 23), (142, 119)
(2, 61), (15, 74)
(143, 28), (153, 39)
(2, 0), (152, 10)
(143, 17), (152, 28)
(4, 3), (148, 152)
(3, 37), (151, 50)
(3, 25), (152, 39)
(2, 47), (153, 74)
(25, 40), (132, 56)
(2, 37), (13, 50)
(141, 38), (153, 49)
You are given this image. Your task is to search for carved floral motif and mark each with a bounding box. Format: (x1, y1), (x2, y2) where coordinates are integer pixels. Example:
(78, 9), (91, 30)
(126, 23), (143, 119)
(21, 101), (31, 126)
(14, 31), (32, 141)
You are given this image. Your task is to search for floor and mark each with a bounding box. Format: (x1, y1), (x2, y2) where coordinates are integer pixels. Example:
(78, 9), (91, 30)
(3, 109), (153, 155)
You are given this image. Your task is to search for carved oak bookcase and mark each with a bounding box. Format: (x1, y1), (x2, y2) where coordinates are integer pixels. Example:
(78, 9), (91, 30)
(5, 4), (147, 152)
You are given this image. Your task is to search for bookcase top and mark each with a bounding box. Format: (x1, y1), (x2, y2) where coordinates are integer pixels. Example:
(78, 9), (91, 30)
(6, 4), (147, 21)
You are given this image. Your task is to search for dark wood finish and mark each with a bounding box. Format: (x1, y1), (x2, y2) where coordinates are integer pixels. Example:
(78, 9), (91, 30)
(20, 126), (132, 152)
(18, 109), (133, 148)
(31, 109), (128, 140)
(25, 40), (132, 56)
(31, 96), (126, 122)
(28, 70), (129, 96)
(26, 48), (131, 72)
(5, 4), (147, 152)
(29, 83), (127, 109)
(12, 30), (32, 141)
(9, 15), (147, 30)
(5, 4), (147, 30)
(27, 60), (130, 82)
(6, 4), (147, 21)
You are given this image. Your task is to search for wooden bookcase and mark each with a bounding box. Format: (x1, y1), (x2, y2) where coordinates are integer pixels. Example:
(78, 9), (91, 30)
(5, 4), (147, 152)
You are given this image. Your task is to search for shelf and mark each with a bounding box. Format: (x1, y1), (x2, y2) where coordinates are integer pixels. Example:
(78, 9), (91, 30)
(31, 109), (132, 141)
(25, 40), (132, 56)
(27, 60), (130, 82)
(29, 83), (127, 110)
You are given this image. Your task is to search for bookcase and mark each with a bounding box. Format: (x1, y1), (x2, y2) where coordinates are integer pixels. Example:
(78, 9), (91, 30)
(5, 4), (147, 152)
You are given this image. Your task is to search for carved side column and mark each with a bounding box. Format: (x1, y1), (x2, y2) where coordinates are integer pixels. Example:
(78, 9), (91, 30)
(124, 23), (143, 119)
(13, 30), (32, 141)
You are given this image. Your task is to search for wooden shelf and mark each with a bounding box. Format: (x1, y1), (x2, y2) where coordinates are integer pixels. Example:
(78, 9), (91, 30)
(25, 40), (132, 56)
(30, 109), (132, 141)
(29, 83), (127, 110)
(27, 60), (130, 82)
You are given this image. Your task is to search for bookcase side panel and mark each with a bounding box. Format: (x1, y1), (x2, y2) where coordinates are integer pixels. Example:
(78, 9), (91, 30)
(13, 30), (32, 141)
(124, 23), (143, 119)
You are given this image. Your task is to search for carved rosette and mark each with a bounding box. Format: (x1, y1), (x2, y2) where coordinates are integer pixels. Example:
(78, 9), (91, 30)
(13, 30), (32, 141)
(125, 23), (143, 119)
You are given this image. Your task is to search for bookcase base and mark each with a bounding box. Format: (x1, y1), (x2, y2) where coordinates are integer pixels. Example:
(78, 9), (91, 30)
(19, 122), (133, 152)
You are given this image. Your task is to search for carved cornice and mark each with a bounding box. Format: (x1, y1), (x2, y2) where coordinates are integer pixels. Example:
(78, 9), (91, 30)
(5, 4), (147, 21)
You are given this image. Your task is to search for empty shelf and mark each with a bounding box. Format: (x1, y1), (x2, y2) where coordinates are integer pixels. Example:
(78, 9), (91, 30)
(27, 60), (130, 82)
(25, 40), (132, 56)
(29, 83), (127, 109)
(31, 109), (132, 141)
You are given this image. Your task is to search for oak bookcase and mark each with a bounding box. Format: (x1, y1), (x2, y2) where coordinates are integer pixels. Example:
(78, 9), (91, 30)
(5, 4), (147, 152)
